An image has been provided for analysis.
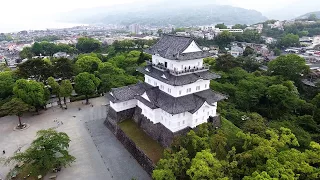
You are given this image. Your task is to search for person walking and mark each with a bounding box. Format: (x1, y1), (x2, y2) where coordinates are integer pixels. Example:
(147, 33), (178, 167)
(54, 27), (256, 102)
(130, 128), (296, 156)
(2, 150), (5, 154)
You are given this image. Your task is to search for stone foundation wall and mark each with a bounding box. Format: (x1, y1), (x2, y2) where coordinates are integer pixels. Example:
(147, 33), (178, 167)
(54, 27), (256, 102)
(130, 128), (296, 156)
(107, 106), (135, 123)
(104, 115), (154, 176)
(133, 107), (193, 147)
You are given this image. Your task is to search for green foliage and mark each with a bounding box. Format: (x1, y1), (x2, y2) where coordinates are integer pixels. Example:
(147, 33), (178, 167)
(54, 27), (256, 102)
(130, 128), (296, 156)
(75, 55), (102, 73)
(232, 24), (247, 29)
(52, 58), (74, 80)
(215, 31), (235, 48)
(74, 72), (100, 104)
(19, 47), (33, 59)
(241, 113), (267, 137)
(269, 121), (312, 148)
(13, 79), (46, 111)
(17, 58), (53, 82)
(186, 150), (229, 180)
(278, 33), (300, 48)
(215, 23), (228, 29)
(215, 54), (239, 72)
(60, 80), (73, 99)
(243, 46), (254, 56)
(35, 35), (60, 42)
(76, 37), (101, 53)
(6, 129), (75, 177)
(308, 14), (318, 21)
(0, 98), (29, 126)
(268, 54), (309, 82)
(0, 71), (15, 99)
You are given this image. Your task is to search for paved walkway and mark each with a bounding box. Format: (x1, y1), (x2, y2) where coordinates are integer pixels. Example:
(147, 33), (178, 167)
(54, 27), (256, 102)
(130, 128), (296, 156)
(0, 97), (150, 180)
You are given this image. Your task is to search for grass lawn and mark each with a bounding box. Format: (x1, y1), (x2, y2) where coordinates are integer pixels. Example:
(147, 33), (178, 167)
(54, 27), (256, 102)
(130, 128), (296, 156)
(220, 117), (242, 147)
(118, 120), (164, 163)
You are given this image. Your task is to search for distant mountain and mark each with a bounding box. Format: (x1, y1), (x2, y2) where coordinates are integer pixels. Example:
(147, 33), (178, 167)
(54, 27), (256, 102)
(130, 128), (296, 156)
(60, 1), (267, 26)
(296, 11), (320, 20)
(263, 0), (320, 20)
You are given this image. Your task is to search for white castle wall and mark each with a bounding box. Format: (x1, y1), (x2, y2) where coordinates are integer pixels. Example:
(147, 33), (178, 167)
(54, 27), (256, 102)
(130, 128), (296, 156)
(152, 55), (203, 71)
(145, 75), (210, 97)
(110, 99), (137, 112)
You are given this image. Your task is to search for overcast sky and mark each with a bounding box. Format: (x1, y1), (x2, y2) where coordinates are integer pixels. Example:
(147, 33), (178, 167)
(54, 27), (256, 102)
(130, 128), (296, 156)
(0, 0), (315, 32)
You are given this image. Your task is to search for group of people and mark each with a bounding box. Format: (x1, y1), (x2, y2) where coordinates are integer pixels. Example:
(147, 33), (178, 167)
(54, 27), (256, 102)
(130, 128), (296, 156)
(54, 119), (64, 127)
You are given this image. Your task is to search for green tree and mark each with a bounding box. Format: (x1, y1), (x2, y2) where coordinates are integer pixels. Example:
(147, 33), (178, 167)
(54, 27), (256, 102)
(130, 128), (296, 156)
(215, 23), (228, 29)
(47, 77), (62, 108)
(279, 33), (300, 48)
(13, 79), (46, 112)
(268, 54), (309, 81)
(232, 24), (247, 29)
(154, 148), (190, 179)
(0, 71), (15, 99)
(243, 46), (254, 56)
(0, 98), (29, 128)
(241, 113), (267, 137)
(74, 72), (100, 104)
(215, 54), (239, 72)
(273, 48), (281, 56)
(75, 55), (102, 74)
(6, 129), (75, 177)
(215, 31), (235, 48)
(60, 80), (73, 109)
(308, 14), (318, 21)
(76, 37), (101, 53)
(19, 47), (33, 59)
(52, 58), (74, 80)
(17, 58), (53, 82)
(186, 150), (228, 180)
(31, 42), (43, 56)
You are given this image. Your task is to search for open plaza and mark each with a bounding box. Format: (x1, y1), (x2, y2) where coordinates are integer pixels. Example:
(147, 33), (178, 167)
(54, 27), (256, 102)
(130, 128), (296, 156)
(0, 97), (150, 180)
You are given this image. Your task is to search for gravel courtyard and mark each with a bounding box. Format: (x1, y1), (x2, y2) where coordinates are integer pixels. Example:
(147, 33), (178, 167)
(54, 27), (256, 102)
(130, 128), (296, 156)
(0, 97), (150, 180)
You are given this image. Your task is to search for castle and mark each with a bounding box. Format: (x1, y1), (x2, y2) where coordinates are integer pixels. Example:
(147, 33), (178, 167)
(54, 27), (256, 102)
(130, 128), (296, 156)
(106, 34), (225, 146)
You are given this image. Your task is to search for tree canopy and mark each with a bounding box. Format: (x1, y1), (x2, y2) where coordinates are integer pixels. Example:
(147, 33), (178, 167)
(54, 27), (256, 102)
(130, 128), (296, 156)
(74, 72), (100, 104)
(268, 54), (310, 82)
(6, 129), (75, 177)
(76, 37), (101, 53)
(13, 79), (46, 112)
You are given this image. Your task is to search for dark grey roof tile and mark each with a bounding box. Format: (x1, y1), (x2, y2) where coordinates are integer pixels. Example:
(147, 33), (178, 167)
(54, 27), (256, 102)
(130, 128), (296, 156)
(137, 65), (220, 86)
(145, 34), (213, 60)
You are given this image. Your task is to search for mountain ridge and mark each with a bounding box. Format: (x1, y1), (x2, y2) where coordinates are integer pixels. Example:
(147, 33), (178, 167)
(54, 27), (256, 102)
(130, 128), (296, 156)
(59, 2), (267, 26)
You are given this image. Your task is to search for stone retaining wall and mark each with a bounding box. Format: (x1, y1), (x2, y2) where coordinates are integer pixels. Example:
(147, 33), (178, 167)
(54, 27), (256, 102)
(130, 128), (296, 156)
(104, 115), (155, 176)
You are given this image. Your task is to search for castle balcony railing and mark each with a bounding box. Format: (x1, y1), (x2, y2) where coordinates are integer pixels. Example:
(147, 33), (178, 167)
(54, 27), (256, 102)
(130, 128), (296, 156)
(146, 60), (210, 76)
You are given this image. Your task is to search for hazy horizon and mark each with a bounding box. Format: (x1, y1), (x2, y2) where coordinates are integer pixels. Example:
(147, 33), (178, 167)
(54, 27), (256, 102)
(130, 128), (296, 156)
(1, 0), (319, 33)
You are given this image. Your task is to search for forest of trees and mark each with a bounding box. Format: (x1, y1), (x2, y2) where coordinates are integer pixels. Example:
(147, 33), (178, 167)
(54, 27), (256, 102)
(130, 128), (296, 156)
(153, 54), (320, 179)
(0, 37), (153, 127)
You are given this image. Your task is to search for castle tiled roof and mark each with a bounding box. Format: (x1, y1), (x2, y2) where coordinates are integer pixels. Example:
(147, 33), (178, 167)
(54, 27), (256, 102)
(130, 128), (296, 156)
(108, 82), (226, 115)
(144, 34), (213, 60)
(137, 65), (220, 86)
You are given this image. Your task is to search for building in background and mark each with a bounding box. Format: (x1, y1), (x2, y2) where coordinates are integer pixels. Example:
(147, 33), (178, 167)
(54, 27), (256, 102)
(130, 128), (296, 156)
(129, 24), (141, 34)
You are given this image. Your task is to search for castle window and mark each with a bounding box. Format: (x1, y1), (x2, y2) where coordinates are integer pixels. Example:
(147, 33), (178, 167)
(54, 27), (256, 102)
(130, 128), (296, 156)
(187, 88), (191, 93)
(196, 86), (200, 91)
(205, 84), (207, 88)
(148, 78), (151, 83)
(123, 102), (128, 106)
(179, 90), (182, 95)
(160, 85), (164, 90)
(154, 82), (157, 86)
(168, 88), (171, 93)
(183, 120), (185, 124)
